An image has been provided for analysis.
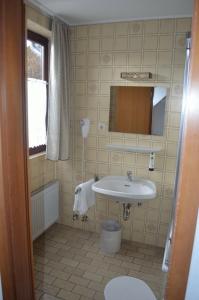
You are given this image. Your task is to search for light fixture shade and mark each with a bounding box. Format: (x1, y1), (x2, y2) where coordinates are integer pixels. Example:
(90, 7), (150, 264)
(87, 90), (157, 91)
(121, 72), (152, 80)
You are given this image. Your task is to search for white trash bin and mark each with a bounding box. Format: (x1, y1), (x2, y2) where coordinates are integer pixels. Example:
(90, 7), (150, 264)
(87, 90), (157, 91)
(100, 220), (121, 254)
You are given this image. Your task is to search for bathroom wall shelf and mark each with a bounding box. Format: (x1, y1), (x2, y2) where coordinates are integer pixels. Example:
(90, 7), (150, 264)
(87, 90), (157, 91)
(106, 144), (162, 154)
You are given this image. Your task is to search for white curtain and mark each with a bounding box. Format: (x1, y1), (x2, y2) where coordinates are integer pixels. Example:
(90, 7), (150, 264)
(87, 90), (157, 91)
(47, 18), (70, 160)
(28, 79), (47, 148)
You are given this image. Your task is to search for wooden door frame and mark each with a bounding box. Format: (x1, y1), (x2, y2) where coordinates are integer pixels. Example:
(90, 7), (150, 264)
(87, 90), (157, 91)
(0, 0), (35, 299)
(166, 0), (199, 299)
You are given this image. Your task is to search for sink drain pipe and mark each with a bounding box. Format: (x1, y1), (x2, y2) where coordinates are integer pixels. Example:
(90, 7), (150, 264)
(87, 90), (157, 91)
(123, 203), (131, 221)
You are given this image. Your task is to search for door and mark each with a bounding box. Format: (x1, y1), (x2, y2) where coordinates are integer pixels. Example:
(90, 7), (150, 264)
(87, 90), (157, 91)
(165, 0), (199, 299)
(0, 0), (35, 299)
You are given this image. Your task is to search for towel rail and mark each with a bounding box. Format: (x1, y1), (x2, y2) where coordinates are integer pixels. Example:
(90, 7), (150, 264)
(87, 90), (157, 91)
(75, 187), (81, 195)
(75, 174), (99, 195)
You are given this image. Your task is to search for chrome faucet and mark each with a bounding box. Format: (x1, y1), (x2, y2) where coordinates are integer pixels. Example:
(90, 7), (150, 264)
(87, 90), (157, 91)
(127, 171), (133, 182)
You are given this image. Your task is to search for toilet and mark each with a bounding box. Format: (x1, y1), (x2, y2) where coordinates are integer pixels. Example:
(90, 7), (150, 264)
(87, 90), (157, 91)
(104, 276), (156, 300)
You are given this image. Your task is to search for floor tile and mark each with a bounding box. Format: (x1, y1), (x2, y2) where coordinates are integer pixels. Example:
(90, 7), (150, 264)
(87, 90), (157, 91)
(33, 224), (166, 300)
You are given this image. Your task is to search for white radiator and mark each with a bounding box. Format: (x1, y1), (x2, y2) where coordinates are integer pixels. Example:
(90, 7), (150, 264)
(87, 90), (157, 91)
(31, 180), (59, 240)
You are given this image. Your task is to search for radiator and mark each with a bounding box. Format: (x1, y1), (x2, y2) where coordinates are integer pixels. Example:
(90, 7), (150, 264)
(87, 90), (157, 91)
(31, 180), (59, 240)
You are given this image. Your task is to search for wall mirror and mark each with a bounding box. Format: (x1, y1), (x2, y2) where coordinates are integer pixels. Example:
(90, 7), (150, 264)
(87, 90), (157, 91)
(109, 86), (167, 136)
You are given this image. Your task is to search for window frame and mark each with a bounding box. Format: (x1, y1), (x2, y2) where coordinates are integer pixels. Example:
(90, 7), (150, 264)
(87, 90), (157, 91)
(27, 30), (49, 155)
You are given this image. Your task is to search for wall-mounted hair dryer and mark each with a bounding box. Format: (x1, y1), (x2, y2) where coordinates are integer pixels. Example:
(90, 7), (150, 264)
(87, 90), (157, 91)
(80, 118), (90, 138)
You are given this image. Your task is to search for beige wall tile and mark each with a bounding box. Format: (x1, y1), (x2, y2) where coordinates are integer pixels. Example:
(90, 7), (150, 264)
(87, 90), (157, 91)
(76, 39), (88, 52)
(114, 53), (128, 66)
(100, 81), (111, 95)
(88, 25), (101, 37)
(100, 67), (113, 80)
(86, 149), (97, 161)
(110, 152), (123, 164)
(74, 82), (86, 95)
(128, 22), (143, 35)
(54, 18), (191, 248)
(159, 19), (175, 33)
(157, 66), (171, 81)
(175, 34), (186, 49)
(165, 157), (177, 172)
(158, 51), (173, 65)
(26, 5), (51, 30)
(159, 35), (173, 50)
(173, 49), (186, 65)
(87, 96), (98, 109)
(88, 53), (100, 66)
(176, 18), (192, 32)
(76, 26), (88, 38)
(133, 219), (145, 232)
(97, 150), (109, 163)
(101, 38), (113, 51)
(129, 36), (143, 50)
(88, 81), (99, 95)
(144, 20), (158, 34)
(115, 22), (128, 35)
(172, 66), (184, 82)
(143, 51), (157, 65)
(100, 53), (113, 65)
(88, 38), (100, 51)
(113, 67), (126, 80)
(101, 23), (114, 37)
(114, 37), (128, 51)
(88, 68), (100, 80)
(144, 35), (158, 50)
(169, 97), (182, 113)
(29, 155), (56, 192)
(109, 164), (122, 175)
(75, 68), (87, 81)
(76, 54), (87, 67)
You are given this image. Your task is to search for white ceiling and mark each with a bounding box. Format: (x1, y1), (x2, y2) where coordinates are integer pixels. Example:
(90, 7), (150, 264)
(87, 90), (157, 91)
(32, 0), (193, 25)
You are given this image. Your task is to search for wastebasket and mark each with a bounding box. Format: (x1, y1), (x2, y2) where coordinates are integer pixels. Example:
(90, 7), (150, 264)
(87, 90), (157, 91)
(100, 220), (122, 254)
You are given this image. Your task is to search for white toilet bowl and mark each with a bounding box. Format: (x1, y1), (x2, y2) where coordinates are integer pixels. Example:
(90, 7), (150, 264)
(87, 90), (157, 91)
(104, 276), (156, 300)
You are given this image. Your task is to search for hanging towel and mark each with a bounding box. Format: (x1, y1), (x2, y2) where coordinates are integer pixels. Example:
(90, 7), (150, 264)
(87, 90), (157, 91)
(73, 179), (96, 215)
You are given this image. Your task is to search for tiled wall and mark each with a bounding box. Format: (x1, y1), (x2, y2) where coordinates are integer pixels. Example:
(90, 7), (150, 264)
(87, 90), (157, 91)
(26, 5), (51, 30)
(55, 18), (190, 247)
(29, 155), (56, 192)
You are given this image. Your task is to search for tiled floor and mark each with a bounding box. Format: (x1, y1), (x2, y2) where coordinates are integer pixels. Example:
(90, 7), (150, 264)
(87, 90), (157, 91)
(33, 223), (166, 300)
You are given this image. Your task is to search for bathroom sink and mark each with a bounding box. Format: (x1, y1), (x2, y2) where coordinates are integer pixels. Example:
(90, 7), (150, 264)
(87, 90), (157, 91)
(92, 176), (156, 203)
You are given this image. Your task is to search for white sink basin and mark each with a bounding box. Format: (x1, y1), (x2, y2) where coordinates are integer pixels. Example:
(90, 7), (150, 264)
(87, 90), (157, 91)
(92, 176), (156, 203)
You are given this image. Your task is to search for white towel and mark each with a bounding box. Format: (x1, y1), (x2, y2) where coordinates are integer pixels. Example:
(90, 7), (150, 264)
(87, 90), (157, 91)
(73, 179), (96, 215)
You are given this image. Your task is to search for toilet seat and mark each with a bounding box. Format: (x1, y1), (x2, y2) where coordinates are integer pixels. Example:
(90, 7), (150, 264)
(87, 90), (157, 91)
(104, 276), (156, 300)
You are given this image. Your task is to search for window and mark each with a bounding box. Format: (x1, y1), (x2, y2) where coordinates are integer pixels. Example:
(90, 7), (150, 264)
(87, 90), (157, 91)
(27, 30), (48, 155)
